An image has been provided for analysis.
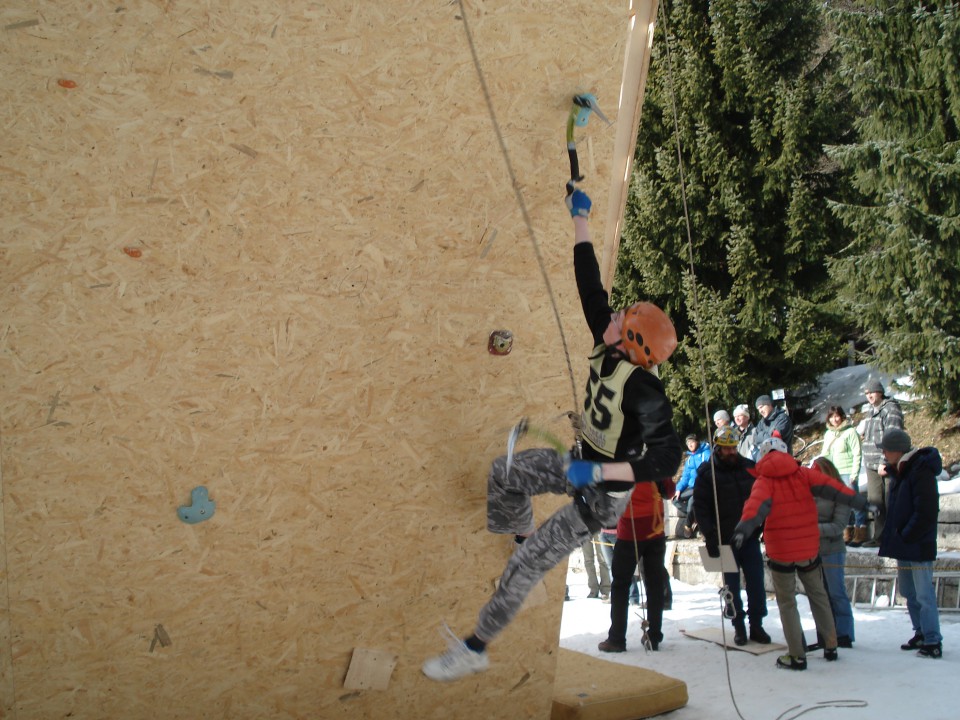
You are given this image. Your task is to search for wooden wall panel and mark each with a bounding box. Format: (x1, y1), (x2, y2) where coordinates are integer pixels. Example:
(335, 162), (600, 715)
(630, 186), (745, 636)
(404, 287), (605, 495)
(0, 2), (642, 718)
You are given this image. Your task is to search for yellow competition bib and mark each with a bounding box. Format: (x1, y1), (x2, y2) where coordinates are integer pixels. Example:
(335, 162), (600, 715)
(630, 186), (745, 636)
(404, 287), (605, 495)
(580, 346), (637, 458)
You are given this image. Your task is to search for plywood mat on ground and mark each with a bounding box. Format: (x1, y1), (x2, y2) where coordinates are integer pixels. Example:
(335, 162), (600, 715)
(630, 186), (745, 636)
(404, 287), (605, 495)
(682, 627), (786, 654)
(0, 2), (653, 718)
(552, 648), (688, 720)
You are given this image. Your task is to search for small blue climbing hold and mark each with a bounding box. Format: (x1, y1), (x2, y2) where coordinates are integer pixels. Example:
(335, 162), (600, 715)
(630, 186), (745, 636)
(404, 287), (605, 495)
(178, 486), (216, 524)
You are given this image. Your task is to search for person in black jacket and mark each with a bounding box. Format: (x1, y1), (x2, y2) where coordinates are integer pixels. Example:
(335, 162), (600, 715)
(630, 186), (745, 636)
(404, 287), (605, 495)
(694, 425), (770, 645)
(877, 428), (943, 658)
(423, 187), (683, 681)
(753, 395), (794, 456)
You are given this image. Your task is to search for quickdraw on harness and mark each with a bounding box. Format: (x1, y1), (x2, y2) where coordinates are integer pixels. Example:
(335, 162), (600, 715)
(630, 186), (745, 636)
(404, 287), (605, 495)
(719, 586), (737, 620)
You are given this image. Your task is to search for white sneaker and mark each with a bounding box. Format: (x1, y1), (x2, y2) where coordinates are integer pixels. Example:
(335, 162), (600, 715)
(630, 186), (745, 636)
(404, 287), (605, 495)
(422, 625), (489, 681)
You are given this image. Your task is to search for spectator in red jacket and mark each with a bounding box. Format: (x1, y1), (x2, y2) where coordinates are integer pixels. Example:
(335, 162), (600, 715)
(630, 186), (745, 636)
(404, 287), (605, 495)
(732, 438), (868, 671)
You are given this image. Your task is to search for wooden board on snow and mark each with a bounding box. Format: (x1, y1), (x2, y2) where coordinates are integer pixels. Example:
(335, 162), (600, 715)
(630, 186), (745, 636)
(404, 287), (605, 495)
(681, 626), (786, 654)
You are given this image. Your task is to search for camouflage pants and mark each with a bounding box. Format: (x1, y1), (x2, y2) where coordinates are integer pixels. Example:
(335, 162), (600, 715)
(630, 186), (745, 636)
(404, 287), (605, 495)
(475, 448), (630, 643)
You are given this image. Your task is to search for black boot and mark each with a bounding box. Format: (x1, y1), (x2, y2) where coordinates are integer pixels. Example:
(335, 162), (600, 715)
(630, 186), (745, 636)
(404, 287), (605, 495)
(901, 632), (924, 650)
(750, 625), (772, 644)
(598, 639), (626, 653)
(733, 619), (747, 646)
(776, 654), (807, 671)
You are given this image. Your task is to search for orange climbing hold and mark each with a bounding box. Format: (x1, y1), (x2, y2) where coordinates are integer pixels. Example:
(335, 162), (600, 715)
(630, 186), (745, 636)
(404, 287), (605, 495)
(57, 79), (77, 89)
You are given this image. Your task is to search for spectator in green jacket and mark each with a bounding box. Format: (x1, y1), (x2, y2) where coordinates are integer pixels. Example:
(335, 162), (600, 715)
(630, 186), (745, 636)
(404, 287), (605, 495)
(822, 406), (864, 545)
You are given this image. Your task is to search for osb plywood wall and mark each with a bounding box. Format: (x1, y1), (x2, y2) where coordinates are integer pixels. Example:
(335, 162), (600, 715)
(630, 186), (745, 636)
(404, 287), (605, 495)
(0, 2), (649, 718)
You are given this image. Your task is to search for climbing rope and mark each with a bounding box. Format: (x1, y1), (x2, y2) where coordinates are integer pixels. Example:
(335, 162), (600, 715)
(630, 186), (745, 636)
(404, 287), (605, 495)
(655, 1), (749, 717)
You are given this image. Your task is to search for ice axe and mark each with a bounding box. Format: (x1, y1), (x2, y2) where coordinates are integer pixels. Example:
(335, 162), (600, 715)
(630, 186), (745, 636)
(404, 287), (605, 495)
(505, 416), (571, 478)
(566, 93), (611, 190)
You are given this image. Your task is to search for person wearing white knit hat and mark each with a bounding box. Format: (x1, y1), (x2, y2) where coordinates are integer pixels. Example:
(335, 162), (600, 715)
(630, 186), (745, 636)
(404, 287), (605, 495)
(713, 409), (731, 428)
(732, 404), (756, 460)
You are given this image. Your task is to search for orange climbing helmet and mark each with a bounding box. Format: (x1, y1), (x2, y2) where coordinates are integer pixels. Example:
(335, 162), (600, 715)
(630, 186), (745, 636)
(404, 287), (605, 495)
(620, 302), (678, 369)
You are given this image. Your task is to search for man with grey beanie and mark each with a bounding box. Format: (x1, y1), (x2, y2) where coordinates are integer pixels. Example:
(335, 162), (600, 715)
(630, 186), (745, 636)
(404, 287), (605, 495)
(876, 428), (943, 658)
(752, 395), (793, 458)
(861, 379), (904, 546)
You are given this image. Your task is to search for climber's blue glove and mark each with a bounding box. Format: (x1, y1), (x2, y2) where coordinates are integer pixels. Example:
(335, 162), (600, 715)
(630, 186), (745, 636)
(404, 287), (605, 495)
(565, 188), (591, 218)
(566, 460), (602, 489)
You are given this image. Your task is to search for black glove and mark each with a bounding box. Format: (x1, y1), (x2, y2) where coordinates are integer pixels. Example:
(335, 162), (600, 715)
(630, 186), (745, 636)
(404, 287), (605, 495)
(706, 542), (720, 558)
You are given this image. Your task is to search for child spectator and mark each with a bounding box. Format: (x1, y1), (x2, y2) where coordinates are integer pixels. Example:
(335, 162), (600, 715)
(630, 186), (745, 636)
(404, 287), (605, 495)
(808, 457), (856, 649)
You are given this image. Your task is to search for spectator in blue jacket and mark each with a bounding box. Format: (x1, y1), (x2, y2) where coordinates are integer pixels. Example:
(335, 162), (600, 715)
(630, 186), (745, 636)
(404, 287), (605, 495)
(877, 428), (943, 659)
(673, 434), (711, 538)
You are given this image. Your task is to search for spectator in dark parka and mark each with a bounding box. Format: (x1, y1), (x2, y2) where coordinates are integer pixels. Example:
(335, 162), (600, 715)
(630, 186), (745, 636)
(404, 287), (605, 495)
(877, 428), (943, 659)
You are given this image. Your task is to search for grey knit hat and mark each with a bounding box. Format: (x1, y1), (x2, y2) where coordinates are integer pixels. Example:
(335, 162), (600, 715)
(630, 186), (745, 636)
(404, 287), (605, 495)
(863, 379), (885, 394)
(878, 428), (912, 453)
(755, 394), (773, 409)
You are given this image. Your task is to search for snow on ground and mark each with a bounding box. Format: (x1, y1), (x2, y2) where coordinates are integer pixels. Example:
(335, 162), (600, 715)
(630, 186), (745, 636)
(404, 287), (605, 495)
(559, 559), (959, 720)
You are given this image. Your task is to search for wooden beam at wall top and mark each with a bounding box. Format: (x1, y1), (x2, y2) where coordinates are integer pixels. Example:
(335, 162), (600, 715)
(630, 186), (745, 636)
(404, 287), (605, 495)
(601, 0), (660, 292)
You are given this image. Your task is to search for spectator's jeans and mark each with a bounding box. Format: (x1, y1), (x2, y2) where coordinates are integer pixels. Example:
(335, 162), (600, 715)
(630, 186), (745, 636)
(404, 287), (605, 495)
(672, 489), (695, 527)
(727, 536), (767, 626)
(600, 531), (637, 603)
(821, 550), (855, 641)
(898, 560), (942, 645)
(841, 474), (867, 527)
(582, 533), (611, 595)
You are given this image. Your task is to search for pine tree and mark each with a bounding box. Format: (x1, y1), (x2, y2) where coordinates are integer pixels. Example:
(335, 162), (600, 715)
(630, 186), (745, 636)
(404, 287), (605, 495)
(825, 1), (960, 416)
(614, 0), (854, 430)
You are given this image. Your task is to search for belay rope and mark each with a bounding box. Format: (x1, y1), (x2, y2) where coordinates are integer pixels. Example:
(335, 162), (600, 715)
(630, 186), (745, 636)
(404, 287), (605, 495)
(654, 2), (871, 718)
